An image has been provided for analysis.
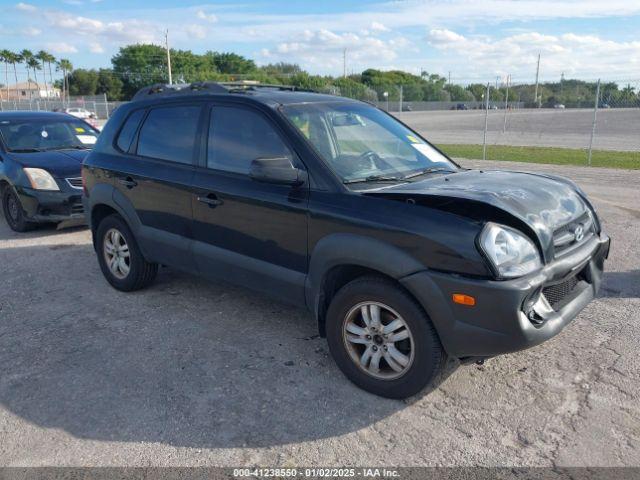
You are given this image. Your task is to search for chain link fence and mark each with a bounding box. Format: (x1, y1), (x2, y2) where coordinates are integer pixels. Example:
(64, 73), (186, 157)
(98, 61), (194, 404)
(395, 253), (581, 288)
(361, 79), (640, 167)
(0, 94), (119, 120)
(1, 77), (638, 166)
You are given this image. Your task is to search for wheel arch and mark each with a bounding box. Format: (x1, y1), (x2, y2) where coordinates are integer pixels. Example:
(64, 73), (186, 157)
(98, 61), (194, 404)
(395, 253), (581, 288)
(88, 183), (143, 252)
(306, 233), (427, 337)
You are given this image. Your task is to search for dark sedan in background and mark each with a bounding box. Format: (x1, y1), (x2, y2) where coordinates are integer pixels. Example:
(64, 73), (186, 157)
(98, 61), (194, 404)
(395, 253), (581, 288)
(0, 112), (99, 232)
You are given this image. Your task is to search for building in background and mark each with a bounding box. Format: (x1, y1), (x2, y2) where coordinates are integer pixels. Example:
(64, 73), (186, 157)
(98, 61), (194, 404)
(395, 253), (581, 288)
(0, 81), (60, 100)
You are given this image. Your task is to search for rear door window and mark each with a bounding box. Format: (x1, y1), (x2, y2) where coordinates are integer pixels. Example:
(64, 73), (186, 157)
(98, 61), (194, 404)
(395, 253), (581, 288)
(136, 105), (201, 164)
(207, 106), (292, 174)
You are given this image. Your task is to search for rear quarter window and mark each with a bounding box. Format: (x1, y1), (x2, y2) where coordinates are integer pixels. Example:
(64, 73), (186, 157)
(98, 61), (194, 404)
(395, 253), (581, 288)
(116, 109), (145, 153)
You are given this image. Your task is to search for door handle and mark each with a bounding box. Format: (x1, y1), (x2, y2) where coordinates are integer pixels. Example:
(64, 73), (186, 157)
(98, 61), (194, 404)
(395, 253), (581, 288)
(197, 194), (223, 208)
(118, 177), (138, 189)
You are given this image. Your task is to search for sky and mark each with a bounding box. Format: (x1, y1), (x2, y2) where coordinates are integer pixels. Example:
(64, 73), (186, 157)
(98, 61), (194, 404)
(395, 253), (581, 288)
(0, 0), (639, 84)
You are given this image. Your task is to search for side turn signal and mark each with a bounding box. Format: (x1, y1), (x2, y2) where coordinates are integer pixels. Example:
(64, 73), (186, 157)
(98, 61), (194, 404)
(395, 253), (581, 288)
(452, 293), (476, 306)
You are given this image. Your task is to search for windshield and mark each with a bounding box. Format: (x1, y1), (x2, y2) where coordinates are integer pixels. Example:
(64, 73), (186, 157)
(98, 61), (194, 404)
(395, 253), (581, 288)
(282, 102), (456, 183)
(0, 118), (99, 152)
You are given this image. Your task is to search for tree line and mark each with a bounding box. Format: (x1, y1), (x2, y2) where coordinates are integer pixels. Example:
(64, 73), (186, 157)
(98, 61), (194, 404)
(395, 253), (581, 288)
(2, 43), (638, 107)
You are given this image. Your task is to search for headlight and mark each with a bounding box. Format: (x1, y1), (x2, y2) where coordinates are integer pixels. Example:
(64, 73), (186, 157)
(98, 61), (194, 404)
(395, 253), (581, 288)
(478, 223), (542, 278)
(23, 168), (59, 191)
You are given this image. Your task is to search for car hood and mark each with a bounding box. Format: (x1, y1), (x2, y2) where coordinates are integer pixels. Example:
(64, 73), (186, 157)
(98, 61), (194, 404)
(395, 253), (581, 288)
(365, 169), (590, 259)
(7, 149), (88, 178)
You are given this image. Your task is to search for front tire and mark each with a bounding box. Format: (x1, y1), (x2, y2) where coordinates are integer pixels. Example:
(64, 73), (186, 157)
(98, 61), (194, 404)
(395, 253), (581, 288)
(2, 185), (34, 232)
(95, 214), (158, 291)
(326, 276), (444, 399)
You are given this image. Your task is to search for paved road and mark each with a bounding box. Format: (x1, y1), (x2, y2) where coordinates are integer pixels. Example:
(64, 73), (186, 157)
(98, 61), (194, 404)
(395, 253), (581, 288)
(397, 108), (640, 151)
(0, 160), (638, 467)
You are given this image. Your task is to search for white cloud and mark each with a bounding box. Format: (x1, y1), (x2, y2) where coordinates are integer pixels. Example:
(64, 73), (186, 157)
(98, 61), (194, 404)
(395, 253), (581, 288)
(89, 42), (104, 53)
(23, 26), (41, 36)
(427, 28), (466, 45)
(426, 28), (640, 80)
(46, 11), (158, 43)
(196, 10), (218, 24)
(370, 21), (389, 32)
(196, 0), (640, 46)
(263, 29), (402, 70)
(185, 24), (207, 39)
(15, 2), (36, 11)
(7, 0), (640, 79)
(45, 42), (78, 54)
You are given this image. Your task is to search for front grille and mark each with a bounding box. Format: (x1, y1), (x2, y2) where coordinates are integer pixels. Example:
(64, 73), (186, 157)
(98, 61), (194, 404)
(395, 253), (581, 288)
(542, 276), (579, 310)
(66, 177), (83, 189)
(553, 212), (593, 256)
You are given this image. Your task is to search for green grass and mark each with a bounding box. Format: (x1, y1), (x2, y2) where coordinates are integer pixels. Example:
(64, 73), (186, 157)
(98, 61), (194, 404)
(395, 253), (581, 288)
(436, 144), (640, 170)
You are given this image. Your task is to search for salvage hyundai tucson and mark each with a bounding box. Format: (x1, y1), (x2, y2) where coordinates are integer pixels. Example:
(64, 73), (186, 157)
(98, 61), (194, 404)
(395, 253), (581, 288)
(82, 83), (610, 399)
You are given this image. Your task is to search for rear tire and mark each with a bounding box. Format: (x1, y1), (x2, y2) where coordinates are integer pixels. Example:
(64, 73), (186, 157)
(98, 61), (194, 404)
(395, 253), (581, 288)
(326, 276), (444, 399)
(2, 185), (34, 232)
(95, 214), (158, 291)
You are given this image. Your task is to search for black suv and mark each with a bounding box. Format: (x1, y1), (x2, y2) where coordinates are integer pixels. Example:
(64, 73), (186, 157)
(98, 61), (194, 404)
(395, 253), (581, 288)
(83, 83), (610, 399)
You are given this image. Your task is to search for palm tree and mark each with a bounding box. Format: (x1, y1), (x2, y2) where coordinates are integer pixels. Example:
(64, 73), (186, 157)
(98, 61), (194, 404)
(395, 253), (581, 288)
(36, 50), (51, 102)
(44, 52), (57, 102)
(27, 57), (41, 101)
(8, 52), (23, 107)
(20, 49), (34, 101)
(0, 50), (10, 106)
(57, 58), (73, 106)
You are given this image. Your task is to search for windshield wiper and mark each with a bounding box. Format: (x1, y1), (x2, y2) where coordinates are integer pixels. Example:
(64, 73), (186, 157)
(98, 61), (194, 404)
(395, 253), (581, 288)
(403, 167), (455, 179)
(8, 147), (44, 153)
(343, 174), (404, 185)
(44, 145), (91, 151)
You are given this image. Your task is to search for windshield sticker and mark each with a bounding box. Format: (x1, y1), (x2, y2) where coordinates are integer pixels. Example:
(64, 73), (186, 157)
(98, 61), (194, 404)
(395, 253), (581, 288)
(75, 127), (86, 133)
(76, 134), (97, 145)
(406, 135), (421, 143)
(411, 143), (450, 163)
(41, 130), (49, 138)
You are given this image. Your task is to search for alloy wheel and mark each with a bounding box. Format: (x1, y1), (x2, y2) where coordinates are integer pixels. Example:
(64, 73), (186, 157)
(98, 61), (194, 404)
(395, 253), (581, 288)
(342, 301), (415, 380)
(103, 228), (131, 279)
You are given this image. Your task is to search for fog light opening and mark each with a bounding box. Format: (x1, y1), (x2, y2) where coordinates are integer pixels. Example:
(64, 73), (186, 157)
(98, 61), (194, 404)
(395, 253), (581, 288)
(527, 309), (545, 326)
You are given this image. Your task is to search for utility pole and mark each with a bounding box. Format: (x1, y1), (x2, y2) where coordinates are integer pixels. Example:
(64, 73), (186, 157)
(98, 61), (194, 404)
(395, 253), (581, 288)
(448, 71), (451, 85)
(587, 79), (600, 167)
(534, 52), (540, 108)
(483, 83), (490, 161)
(343, 48), (346, 78)
(165, 29), (173, 85)
(503, 74), (510, 133)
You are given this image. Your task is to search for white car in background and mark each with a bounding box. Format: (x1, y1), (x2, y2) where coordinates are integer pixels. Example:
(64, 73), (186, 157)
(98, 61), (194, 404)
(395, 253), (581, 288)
(64, 107), (96, 119)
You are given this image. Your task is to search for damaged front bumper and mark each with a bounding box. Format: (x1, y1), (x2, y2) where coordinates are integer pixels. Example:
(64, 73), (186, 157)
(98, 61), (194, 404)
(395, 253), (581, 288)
(401, 233), (610, 359)
(16, 185), (85, 224)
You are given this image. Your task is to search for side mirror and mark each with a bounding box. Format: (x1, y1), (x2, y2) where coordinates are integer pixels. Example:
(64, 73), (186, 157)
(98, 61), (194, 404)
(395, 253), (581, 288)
(249, 157), (307, 186)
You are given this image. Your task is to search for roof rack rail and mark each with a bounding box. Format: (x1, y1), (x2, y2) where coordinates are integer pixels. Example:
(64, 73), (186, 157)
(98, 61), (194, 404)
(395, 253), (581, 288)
(132, 81), (317, 101)
(219, 82), (316, 93)
(131, 82), (228, 101)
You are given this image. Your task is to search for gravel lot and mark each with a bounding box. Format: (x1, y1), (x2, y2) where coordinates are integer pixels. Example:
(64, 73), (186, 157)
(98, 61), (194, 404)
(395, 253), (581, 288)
(397, 108), (640, 151)
(0, 160), (638, 467)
